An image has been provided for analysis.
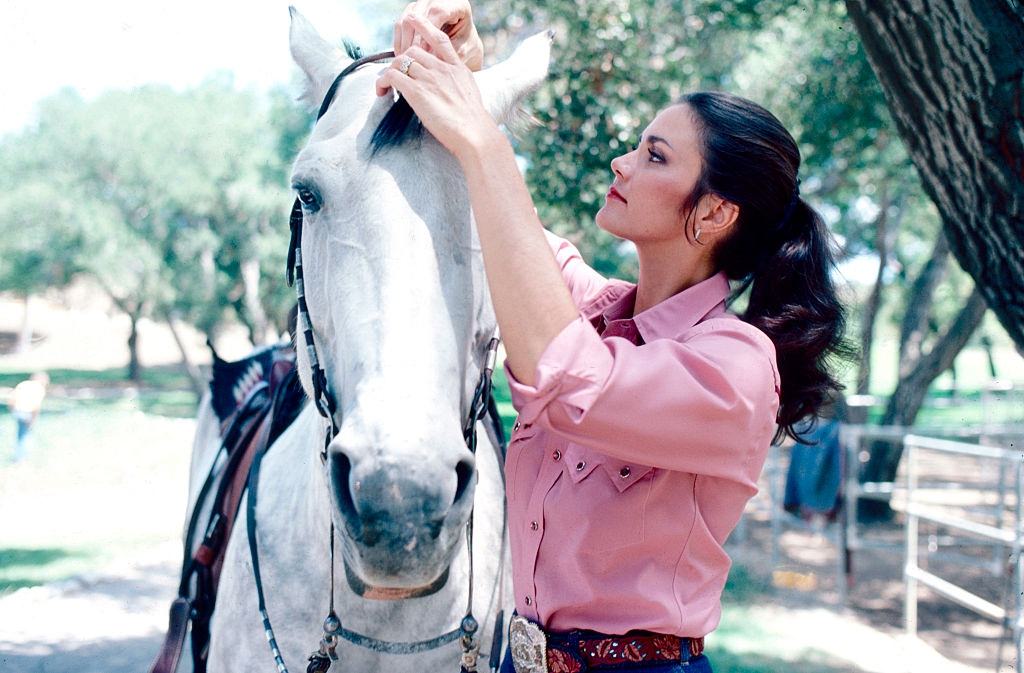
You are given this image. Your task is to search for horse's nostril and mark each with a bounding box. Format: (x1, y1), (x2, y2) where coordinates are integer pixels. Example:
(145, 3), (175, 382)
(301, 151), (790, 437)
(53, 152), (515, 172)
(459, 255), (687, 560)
(452, 459), (475, 508)
(330, 452), (361, 537)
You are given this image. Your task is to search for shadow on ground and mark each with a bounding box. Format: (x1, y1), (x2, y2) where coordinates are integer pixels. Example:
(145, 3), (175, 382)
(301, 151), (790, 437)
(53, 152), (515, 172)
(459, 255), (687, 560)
(0, 635), (169, 673)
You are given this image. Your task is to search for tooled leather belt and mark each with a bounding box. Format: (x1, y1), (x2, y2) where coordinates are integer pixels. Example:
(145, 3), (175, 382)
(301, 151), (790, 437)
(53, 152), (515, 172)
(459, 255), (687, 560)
(509, 615), (704, 672)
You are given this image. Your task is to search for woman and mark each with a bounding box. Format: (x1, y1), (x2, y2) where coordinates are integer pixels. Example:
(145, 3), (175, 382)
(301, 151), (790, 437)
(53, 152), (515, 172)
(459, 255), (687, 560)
(376, 4), (848, 672)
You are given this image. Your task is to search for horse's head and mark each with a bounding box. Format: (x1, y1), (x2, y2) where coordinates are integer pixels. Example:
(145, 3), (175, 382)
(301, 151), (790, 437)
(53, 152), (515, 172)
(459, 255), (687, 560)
(288, 7), (550, 594)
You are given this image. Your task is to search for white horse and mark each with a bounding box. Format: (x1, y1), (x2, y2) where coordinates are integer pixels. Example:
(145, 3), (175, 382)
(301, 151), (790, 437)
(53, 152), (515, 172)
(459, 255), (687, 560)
(181, 8), (552, 673)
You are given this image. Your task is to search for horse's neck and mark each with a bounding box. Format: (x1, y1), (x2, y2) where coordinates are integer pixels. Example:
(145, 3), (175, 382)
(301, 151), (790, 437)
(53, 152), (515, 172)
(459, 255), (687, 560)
(258, 405), (502, 641)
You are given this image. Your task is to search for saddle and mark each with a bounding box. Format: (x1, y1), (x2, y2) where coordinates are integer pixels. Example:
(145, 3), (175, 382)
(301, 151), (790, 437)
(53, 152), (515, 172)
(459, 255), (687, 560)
(149, 341), (306, 673)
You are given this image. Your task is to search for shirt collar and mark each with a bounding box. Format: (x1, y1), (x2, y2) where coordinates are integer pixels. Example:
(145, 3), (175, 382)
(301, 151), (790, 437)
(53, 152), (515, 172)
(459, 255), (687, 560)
(586, 272), (732, 343)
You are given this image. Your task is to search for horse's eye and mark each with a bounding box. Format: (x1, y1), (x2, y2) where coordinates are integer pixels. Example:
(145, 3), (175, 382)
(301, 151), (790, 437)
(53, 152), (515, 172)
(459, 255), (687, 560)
(295, 186), (321, 213)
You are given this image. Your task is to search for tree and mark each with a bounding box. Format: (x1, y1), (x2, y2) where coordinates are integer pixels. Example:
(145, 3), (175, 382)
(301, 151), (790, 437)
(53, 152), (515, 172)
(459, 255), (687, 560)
(845, 1), (1024, 349)
(1, 82), (295, 380)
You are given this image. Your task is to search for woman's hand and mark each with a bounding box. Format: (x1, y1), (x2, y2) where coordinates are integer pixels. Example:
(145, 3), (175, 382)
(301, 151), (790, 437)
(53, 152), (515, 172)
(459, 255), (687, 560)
(393, 0), (483, 71)
(375, 16), (500, 161)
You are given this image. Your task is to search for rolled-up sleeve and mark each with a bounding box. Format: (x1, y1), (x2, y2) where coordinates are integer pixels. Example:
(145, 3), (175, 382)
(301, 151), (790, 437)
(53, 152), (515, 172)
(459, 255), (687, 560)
(543, 229), (609, 309)
(505, 315), (780, 483)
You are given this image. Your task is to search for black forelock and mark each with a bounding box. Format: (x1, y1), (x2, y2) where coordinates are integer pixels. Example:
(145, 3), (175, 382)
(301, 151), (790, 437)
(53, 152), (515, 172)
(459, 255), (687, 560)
(370, 97), (424, 156)
(332, 39), (425, 155)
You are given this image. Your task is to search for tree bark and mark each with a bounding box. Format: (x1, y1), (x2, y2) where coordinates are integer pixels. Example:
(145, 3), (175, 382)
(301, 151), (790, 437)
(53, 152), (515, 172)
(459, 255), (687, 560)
(239, 257), (274, 346)
(845, 0), (1024, 350)
(165, 312), (206, 397)
(16, 294), (33, 354)
(856, 191), (891, 395)
(897, 232), (951, 378)
(127, 309), (142, 383)
(859, 286), (989, 520)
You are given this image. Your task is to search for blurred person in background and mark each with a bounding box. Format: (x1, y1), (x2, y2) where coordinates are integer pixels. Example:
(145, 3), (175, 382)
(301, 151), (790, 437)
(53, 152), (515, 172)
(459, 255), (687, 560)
(10, 372), (49, 463)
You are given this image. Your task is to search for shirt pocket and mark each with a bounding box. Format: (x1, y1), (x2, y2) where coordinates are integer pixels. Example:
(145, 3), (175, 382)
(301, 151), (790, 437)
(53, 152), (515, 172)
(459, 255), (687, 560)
(563, 444), (654, 552)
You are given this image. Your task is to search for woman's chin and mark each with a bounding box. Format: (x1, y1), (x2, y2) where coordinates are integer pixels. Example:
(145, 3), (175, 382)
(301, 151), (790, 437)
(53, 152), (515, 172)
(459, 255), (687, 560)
(595, 210), (625, 239)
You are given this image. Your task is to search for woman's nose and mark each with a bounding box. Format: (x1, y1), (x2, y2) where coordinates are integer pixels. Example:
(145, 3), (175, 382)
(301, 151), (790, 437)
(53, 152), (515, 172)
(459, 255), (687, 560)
(610, 152), (629, 180)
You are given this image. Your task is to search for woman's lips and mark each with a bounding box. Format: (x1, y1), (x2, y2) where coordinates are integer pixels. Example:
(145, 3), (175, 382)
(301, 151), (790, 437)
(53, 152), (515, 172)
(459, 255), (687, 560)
(607, 187), (627, 203)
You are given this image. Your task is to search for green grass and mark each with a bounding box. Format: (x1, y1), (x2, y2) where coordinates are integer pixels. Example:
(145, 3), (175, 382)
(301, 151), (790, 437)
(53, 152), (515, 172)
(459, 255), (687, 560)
(859, 389), (1024, 427)
(0, 364), (193, 390)
(0, 365), (200, 418)
(0, 405), (194, 594)
(0, 547), (96, 592)
(710, 566), (857, 672)
(491, 364), (517, 437)
(0, 543), (167, 593)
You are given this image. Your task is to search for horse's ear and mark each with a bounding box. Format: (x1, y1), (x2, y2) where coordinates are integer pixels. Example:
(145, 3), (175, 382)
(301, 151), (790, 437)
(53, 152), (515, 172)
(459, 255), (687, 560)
(289, 6), (352, 109)
(474, 30), (553, 127)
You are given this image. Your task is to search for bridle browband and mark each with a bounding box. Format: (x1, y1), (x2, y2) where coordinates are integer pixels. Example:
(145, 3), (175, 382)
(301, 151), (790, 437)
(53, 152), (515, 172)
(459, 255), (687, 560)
(250, 50), (508, 673)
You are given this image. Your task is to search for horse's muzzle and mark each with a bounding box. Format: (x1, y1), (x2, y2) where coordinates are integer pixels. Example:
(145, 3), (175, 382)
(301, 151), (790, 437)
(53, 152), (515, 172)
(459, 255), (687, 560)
(327, 450), (476, 586)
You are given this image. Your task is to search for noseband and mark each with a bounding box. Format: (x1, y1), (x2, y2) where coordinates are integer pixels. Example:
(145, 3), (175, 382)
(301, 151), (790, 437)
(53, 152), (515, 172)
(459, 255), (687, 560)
(247, 51), (508, 673)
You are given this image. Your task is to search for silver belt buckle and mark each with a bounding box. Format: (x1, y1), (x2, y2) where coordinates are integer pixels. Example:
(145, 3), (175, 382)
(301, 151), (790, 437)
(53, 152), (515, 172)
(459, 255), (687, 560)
(509, 615), (547, 673)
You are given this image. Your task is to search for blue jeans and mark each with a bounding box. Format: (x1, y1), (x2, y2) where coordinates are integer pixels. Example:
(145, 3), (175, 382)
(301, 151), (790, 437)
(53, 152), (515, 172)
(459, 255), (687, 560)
(14, 412), (32, 462)
(499, 644), (714, 672)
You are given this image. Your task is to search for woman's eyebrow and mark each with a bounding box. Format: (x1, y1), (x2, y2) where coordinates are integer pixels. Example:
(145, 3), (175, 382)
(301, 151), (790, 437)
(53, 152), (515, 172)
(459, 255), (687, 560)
(646, 134), (674, 150)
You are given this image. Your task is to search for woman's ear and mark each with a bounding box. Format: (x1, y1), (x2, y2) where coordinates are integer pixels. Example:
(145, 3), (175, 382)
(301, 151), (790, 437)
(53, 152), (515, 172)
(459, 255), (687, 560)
(699, 194), (740, 236)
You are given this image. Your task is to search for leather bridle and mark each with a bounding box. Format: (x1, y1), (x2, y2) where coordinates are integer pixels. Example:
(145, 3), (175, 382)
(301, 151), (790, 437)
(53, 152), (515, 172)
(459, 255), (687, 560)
(247, 50), (509, 673)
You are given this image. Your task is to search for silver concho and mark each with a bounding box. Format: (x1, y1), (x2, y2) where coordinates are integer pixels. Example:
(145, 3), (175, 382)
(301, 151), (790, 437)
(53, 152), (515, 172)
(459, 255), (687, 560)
(509, 615), (547, 673)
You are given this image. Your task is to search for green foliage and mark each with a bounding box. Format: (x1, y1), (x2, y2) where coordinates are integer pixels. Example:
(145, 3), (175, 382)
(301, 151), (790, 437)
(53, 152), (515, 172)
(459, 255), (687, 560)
(474, 0), (790, 278)
(0, 79), (300, 346)
(468, 1), (936, 286)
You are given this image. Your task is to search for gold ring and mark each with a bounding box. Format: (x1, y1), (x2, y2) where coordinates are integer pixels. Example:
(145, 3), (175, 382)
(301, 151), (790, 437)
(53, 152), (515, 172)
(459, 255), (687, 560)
(399, 56), (414, 75)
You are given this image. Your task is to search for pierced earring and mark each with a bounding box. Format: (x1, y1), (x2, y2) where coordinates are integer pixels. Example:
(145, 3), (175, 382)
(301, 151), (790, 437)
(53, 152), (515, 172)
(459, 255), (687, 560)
(695, 227), (703, 243)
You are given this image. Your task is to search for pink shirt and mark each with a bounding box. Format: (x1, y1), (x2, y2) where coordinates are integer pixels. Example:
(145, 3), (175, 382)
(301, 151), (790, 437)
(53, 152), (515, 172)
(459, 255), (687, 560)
(503, 231), (781, 638)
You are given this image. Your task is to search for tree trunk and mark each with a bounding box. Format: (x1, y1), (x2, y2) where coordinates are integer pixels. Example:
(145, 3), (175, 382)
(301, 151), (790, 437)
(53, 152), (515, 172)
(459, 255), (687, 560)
(845, 1), (1024, 350)
(240, 258), (274, 346)
(859, 286), (989, 520)
(165, 312), (206, 397)
(855, 193), (891, 395)
(127, 310), (142, 383)
(16, 294), (33, 354)
(897, 232), (950, 378)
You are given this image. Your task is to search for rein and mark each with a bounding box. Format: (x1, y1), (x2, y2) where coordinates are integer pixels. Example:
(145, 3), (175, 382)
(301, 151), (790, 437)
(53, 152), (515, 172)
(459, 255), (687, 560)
(249, 50), (509, 673)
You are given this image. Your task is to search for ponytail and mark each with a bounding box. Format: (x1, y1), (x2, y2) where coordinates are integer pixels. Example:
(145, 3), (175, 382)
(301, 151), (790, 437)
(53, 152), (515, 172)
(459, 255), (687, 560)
(740, 199), (851, 442)
(677, 91), (852, 442)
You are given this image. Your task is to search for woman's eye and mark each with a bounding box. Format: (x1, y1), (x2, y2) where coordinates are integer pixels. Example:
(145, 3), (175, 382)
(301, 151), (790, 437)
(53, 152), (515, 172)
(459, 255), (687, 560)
(647, 148), (664, 163)
(296, 187), (321, 212)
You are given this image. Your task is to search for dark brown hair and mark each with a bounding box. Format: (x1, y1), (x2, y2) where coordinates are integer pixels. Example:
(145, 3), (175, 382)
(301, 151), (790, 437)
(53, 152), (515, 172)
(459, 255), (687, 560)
(677, 91), (852, 442)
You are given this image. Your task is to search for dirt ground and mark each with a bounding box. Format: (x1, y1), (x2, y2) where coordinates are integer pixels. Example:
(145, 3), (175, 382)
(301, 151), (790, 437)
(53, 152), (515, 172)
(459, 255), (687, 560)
(0, 545), (180, 673)
(725, 442), (1023, 673)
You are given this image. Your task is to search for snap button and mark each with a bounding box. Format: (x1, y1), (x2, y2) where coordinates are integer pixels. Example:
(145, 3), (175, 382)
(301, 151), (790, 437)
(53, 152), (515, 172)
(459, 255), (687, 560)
(524, 595), (532, 606)
(530, 521), (539, 531)
(576, 461), (586, 471)
(552, 450), (561, 461)
(619, 466), (631, 478)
